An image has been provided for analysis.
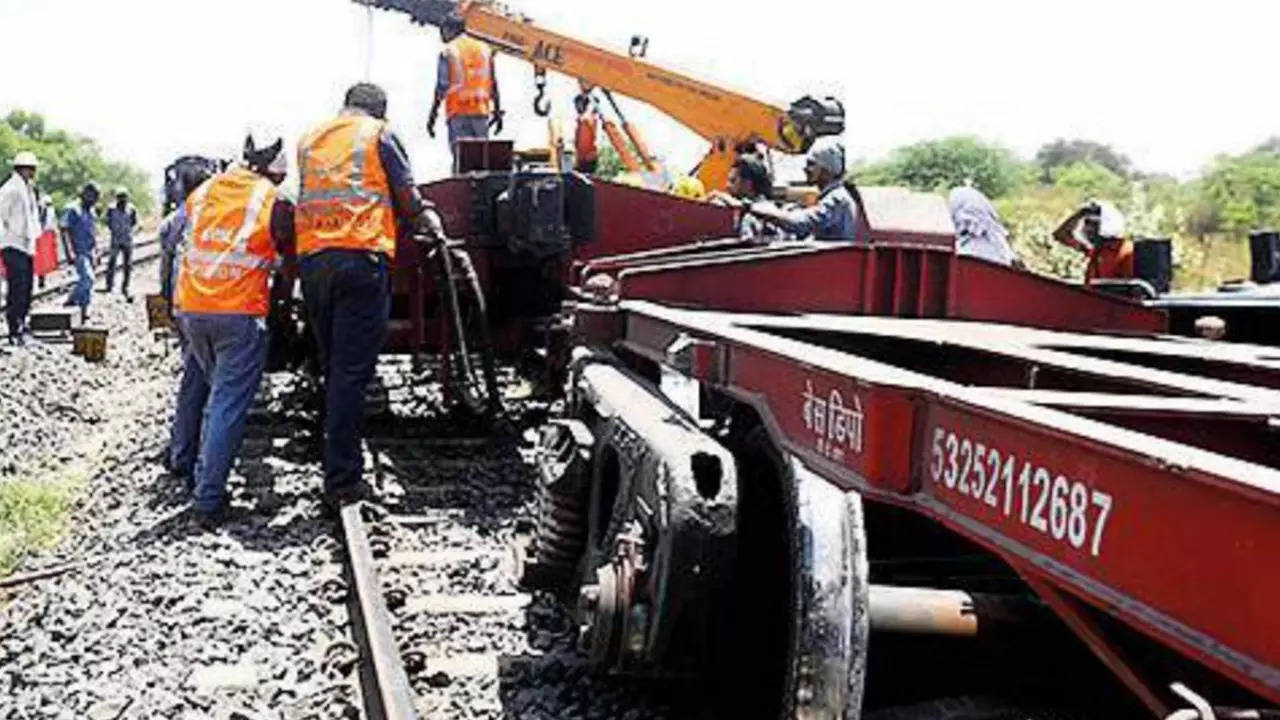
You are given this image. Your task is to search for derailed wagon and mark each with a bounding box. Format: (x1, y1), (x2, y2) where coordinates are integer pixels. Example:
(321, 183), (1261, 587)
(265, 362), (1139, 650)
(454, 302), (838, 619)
(509, 194), (1280, 718)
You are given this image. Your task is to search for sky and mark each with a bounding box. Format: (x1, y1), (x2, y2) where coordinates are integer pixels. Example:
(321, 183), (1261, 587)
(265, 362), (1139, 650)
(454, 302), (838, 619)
(2, 0), (1280, 194)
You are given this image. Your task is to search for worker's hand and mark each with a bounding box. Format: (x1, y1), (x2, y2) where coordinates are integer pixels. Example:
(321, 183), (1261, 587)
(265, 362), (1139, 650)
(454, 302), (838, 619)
(412, 208), (447, 243)
(489, 110), (505, 135)
(707, 190), (743, 209)
(427, 112), (438, 139)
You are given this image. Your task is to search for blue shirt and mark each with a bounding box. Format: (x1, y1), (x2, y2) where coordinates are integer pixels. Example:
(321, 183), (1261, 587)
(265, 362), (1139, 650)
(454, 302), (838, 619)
(62, 204), (98, 256)
(106, 204), (137, 245)
(773, 182), (860, 241)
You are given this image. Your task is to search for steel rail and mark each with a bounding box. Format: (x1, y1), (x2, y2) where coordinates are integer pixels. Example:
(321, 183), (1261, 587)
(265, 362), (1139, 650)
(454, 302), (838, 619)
(340, 503), (420, 720)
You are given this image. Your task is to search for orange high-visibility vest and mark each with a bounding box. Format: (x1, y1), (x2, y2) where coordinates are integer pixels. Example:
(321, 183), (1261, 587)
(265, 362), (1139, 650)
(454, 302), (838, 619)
(296, 114), (397, 258)
(444, 37), (494, 118)
(176, 167), (279, 317)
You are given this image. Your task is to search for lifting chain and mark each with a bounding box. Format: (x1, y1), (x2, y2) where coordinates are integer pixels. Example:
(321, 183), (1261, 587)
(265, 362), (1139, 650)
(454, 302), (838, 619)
(533, 67), (551, 117)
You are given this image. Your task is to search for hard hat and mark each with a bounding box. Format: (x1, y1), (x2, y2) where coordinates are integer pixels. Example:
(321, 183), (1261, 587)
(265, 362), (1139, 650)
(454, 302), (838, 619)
(115, 186), (129, 198)
(12, 151), (38, 169)
(1095, 200), (1126, 239)
(670, 175), (706, 201)
(616, 173), (646, 188)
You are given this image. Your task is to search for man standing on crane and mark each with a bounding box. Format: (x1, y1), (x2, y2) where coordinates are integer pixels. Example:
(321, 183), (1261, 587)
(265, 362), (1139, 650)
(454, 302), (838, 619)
(427, 14), (503, 167)
(743, 140), (859, 242)
(297, 83), (446, 514)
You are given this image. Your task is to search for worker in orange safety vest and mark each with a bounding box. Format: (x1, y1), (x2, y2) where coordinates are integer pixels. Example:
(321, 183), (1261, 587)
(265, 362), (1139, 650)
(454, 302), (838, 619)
(168, 134), (296, 530)
(573, 91), (600, 174)
(297, 83), (446, 516)
(427, 13), (503, 168)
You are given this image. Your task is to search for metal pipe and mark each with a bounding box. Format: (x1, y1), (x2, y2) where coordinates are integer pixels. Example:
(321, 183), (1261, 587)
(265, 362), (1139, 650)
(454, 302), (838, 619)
(869, 585), (979, 637)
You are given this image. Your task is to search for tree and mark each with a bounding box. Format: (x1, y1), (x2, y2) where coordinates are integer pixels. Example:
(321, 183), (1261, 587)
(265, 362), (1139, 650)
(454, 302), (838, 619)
(1051, 161), (1127, 200)
(1034, 139), (1132, 183)
(594, 145), (625, 181)
(0, 110), (154, 216)
(852, 136), (1024, 199)
(1196, 151), (1280, 234)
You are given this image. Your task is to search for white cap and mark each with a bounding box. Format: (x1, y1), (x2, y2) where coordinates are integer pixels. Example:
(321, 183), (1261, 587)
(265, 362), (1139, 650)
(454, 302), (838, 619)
(1096, 200), (1126, 239)
(12, 151), (38, 169)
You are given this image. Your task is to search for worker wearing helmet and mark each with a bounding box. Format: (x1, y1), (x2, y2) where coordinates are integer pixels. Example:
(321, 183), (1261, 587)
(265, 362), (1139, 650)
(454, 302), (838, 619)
(427, 14), (504, 169)
(0, 151), (42, 344)
(1052, 200), (1134, 284)
(743, 139), (859, 242)
(168, 134), (296, 529)
(104, 186), (138, 301)
(61, 181), (101, 324)
(297, 83), (446, 514)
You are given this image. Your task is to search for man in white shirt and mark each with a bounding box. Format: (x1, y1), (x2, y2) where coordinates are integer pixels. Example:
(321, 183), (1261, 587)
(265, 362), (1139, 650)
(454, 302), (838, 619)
(0, 152), (42, 344)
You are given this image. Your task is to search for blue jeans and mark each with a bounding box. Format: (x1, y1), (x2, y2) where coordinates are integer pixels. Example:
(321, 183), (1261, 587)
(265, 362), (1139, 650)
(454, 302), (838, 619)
(66, 253), (93, 309)
(300, 250), (390, 494)
(169, 313), (268, 512)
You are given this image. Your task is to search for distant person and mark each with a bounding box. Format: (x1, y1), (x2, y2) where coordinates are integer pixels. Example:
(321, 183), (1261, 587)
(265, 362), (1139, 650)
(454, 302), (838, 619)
(573, 92), (600, 174)
(427, 14), (503, 168)
(169, 135), (294, 529)
(744, 139), (859, 241)
(0, 151), (41, 345)
(1053, 200), (1134, 283)
(104, 187), (138, 301)
(709, 154), (787, 243)
(34, 194), (60, 289)
(948, 186), (1018, 267)
(297, 83), (445, 514)
(62, 182), (100, 324)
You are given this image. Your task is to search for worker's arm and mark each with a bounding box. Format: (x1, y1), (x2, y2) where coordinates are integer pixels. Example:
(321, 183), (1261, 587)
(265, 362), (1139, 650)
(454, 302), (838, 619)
(427, 53), (449, 138)
(488, 49), (503, 133)
(749, 189), (857, 241)
(379, 128), (441, 238)
(1053, 207), (1092, 254)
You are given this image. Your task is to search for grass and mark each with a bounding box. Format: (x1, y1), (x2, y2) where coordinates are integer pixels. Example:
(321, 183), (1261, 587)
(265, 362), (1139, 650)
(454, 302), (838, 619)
(0, 478), (77, 578)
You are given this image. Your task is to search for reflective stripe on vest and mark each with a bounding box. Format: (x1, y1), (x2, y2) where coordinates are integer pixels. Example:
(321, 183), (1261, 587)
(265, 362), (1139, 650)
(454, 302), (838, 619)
(176, 168), (279, 317)
(296, 114), (397, 258)
(445, 37), (493, 118)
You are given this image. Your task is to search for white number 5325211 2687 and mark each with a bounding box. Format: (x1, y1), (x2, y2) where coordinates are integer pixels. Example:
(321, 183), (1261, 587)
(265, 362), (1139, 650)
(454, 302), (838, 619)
(929, 426), (1114, 558)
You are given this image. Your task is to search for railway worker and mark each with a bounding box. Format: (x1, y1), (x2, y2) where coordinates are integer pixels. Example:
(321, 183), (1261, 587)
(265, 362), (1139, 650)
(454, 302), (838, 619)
(297, 83), (444, 514)
(709, 153), (788, 243)
(573, 91), (600, 174)
(0, 151), (41, 345)
(34, 194), (60, 289)
(742, 139), (859, 242)
(168, 135), (294, 528)
(159, 163), (216, 313)
(103, 186), (139, 301)
(427, 13), (504, 167)
(62, 182), (101, 324)
(1052, 200), (1135, 284)
(948, 186), (1019, 267)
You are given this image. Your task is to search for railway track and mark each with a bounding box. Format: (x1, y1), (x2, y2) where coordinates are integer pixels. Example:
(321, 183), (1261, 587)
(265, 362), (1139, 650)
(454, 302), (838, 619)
(318, 363), (701, 720)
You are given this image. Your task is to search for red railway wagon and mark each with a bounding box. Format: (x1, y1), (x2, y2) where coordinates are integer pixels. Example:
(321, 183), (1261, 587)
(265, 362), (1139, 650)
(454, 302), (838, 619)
(510, 187), (1280, 718)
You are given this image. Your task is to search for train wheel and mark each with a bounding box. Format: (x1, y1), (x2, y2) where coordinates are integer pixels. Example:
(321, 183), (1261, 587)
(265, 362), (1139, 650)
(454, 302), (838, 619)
(715, 425), (869, 719)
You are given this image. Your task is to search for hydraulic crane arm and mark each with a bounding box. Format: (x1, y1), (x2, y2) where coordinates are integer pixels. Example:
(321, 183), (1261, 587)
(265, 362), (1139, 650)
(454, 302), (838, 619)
(354, 0), (844, 189)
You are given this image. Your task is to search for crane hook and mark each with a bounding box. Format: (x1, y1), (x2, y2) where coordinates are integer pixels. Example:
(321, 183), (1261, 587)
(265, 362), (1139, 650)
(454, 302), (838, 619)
(533, 68), (551, 117)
